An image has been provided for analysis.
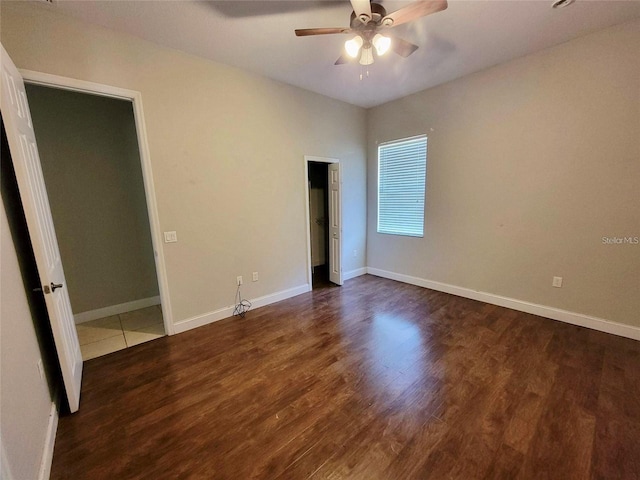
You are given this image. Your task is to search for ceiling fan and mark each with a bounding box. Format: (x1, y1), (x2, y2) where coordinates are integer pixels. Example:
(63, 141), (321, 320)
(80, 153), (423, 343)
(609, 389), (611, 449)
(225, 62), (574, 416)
(295, 0), (448, 66)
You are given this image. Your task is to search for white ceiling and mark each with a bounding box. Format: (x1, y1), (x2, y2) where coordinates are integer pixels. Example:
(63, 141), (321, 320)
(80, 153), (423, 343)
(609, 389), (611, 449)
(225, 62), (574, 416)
(49, 0), (640, 108)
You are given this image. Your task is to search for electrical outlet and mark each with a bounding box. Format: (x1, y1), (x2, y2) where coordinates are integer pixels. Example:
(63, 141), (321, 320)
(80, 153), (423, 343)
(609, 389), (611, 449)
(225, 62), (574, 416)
(252, 272), (259, 282)
(353, 249), (358, 258)
(237, 276), (243, 286)
(37, 359), (45, 380)
(552, 276), (563, 288)
(164, 231), (177, 243)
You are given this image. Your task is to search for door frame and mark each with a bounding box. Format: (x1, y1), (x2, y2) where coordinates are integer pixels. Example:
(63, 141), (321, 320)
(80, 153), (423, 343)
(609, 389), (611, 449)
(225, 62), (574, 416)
(20, 69), (175, 335)
(304, 155), (342, 287)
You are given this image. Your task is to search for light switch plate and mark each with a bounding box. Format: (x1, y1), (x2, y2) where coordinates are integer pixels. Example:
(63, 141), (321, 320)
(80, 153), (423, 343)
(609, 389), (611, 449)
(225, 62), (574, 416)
(164, 231), (177, 243)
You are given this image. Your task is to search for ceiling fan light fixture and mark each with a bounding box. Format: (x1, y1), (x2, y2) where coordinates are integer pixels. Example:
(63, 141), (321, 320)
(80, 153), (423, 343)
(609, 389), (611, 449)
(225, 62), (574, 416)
(345, 35), (363, 58)
(359, 45), (374, 65)
(372, 34), (391, 56)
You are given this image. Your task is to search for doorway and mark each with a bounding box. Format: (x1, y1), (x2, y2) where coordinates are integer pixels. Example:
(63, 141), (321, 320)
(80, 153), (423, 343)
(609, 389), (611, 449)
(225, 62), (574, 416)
(308, 162), (330, 287)
(304, 156), (343, 289)
(23, 79), (170, 360)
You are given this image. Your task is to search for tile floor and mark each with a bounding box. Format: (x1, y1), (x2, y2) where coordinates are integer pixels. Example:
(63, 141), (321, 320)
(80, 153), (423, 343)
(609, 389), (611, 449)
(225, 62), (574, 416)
(77, 305), (165, 361)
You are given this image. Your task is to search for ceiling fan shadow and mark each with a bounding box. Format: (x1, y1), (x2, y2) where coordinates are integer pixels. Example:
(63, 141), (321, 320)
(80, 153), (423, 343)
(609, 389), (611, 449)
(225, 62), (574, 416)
(387, 33), (456, 82)
(205, 1), (341, 18)
(419, 33), (456, 68)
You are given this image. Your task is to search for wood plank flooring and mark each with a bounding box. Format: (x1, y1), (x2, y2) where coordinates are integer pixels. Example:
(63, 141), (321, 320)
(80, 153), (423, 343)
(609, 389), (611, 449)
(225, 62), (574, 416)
(50, 275), (640, 479)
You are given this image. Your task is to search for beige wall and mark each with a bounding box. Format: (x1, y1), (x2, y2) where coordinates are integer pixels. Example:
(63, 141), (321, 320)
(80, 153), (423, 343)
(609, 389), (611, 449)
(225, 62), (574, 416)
(1, 2), (368, 324)
(26, 84), (159, 315)
(367, 20), (640, 327)
(1, 199), (53, 480)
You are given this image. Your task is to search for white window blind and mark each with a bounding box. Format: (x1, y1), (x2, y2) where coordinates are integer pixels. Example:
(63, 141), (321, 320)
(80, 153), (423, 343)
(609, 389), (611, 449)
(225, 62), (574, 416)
(377, 135), (427, 237)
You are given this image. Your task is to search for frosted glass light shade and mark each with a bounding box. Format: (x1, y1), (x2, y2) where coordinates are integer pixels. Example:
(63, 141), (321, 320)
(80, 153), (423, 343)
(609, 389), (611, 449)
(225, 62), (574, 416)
(373, 34), (391, 56)
(359, 45), (374, 65)
(345, 36), (363, 58)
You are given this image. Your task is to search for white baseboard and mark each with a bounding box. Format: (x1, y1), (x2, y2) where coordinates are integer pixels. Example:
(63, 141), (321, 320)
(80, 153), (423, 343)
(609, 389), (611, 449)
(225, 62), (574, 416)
(173, 284), (311, 334)
(366, 267), (640, 341)
(74, 296), (161, 324)
(344, 267), (367, 281)
(37, 402), (58, 480)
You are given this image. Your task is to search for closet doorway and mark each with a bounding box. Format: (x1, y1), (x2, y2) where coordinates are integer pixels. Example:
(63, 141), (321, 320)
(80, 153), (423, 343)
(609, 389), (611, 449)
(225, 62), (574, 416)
(308, 162), (330, 287)
(305, 156), (343, 289)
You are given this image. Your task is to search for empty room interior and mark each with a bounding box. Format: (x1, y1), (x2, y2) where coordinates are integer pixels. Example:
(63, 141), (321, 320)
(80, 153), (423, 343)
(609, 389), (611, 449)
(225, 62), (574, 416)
(1, 1), (638, 479)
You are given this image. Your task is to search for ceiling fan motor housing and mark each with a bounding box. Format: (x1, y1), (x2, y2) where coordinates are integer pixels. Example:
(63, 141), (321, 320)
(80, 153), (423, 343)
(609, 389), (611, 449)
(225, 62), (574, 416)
(351, 3), (388, 28)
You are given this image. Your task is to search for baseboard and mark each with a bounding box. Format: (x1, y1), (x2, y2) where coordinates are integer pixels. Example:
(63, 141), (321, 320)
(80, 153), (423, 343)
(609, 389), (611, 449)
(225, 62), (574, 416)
(74, 296), (161, 324)
(344, 267), (367, 281)
(173, 284), (311, 334)
(37, 402), (58, 480)
(366, 267), (640, 341)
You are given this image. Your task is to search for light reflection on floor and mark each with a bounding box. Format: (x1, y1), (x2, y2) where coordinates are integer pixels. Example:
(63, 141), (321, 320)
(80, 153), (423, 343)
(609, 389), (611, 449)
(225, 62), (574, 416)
(363, 313), (429, 402)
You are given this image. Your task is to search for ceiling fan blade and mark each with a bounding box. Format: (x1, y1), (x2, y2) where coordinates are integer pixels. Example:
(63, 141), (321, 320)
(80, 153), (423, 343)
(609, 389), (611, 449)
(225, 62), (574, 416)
(335, 55), (350, 65)
(295, 27), (351, 37)
(382, 0), (448, 27)
(350, 0), (373, 23)
(390, 37), (419, 58)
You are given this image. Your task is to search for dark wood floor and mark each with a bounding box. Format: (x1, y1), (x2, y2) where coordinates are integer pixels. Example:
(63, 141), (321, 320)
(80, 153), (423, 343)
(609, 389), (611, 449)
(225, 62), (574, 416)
(51, 275), (640, 479)
(311, 264), (332, 289)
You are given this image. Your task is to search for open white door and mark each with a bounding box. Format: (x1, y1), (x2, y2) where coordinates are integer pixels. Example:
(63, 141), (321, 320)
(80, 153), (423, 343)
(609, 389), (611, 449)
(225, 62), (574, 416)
(328, 163), (343, 285)
(1, 45), (82, 412)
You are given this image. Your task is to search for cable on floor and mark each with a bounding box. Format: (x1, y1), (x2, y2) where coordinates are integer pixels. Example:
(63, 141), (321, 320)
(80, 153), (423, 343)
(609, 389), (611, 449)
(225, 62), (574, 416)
(233, 284), (251, 317)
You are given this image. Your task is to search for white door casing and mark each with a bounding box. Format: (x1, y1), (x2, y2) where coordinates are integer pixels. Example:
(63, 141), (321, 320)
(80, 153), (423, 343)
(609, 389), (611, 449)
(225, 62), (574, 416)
(1, 44), (83, 412)
(328, 162), (343, 286)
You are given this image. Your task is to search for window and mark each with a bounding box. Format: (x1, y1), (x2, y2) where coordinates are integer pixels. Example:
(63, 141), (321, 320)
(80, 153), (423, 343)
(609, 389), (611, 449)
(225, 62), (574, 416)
(377, 135), (427, 237)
